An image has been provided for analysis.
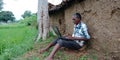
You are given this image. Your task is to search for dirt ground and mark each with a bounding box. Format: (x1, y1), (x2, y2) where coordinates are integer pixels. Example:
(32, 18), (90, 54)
(15, 42), (91, 60)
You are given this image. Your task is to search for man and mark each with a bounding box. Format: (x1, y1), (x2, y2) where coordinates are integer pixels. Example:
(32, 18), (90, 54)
(39, 13), (90, 60)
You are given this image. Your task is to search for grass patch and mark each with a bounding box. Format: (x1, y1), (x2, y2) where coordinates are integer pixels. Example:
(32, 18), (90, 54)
(0, 24), (37, 60)
(18, 36), (94, 60)
(11, 25), (97, 60)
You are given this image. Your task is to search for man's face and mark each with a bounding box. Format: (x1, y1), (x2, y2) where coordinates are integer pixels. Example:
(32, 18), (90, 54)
(72, 16), (80, 25)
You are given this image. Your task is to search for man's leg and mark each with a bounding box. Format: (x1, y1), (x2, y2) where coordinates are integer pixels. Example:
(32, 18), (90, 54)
(46, 39), (81, 60)
(46, 43), (60, 60)
(39, 38), (60, 53)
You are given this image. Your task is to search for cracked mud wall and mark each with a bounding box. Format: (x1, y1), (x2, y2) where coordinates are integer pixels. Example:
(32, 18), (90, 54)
(64, 0), (120, 59)
(49, 0), (120, 59)
(49, 11), (65, 35)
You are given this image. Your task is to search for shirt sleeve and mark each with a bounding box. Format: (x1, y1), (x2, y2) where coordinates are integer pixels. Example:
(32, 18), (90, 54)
(82, 24), (90, 39)
(72, 25), (75, 37)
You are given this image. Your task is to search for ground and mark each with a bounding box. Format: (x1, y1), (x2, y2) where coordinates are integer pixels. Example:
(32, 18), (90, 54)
(15, 37), (95, 60)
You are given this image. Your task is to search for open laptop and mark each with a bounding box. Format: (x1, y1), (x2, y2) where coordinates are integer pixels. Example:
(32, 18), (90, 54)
(52, 26), (62, 37)
(52, 26), (72, 40)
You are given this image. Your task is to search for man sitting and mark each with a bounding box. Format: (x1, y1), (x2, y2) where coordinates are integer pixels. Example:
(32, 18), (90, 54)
(39, 13), (90, 60)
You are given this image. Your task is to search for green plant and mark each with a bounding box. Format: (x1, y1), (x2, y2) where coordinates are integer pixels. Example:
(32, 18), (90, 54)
(19, 14), (37, 26)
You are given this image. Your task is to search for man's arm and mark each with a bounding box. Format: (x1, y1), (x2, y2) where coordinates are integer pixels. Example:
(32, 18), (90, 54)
(66, 24), (90, 41)
(65, 36), (88, 41)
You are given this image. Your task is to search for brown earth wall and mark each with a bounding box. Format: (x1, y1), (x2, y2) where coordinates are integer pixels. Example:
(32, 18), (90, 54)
(49, 11), (65, 35)
(49, 0), (120, 59)
(64, 0), (120, 59)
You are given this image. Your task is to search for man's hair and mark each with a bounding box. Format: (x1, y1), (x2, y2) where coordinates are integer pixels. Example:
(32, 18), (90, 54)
(73, 13), (81, 20)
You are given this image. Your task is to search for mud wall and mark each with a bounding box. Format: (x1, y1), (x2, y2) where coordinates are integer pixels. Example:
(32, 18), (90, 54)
(49, 0), (120, 59)
(64, 0), (120, 59)
(49, 11), (65, 34)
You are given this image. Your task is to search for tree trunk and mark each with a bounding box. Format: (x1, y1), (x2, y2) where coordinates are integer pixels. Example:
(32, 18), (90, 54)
(37, 0), (49, 41)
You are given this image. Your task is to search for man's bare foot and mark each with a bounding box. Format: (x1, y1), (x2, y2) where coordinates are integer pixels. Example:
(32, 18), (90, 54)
(39, 48), (47, 54)
(45, 57), (53, 60)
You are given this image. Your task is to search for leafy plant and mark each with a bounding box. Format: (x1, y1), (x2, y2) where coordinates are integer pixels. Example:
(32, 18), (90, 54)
(19, 14), (37, 26)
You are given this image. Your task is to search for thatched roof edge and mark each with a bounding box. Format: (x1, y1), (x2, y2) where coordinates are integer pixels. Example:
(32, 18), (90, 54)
(49, 0), (84, 14)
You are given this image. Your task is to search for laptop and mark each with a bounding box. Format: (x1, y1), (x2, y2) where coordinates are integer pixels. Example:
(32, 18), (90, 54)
(52, 26), (72, 40)
(52, 26), (62, 37)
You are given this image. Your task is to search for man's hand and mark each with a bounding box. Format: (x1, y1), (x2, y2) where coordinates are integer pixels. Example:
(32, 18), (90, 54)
(65, 36), (74, 40)
(65, 36), (87, 41)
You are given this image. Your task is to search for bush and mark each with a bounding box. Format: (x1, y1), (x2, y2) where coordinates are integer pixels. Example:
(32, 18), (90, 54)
(19, 14), (37, 26)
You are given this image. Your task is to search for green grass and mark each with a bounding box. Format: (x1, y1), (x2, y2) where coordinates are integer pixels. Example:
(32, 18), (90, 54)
(1, 23), (97, 60)
(10, 29), (97, 60)
(16, 36), (93, 60)
(0, 24), (37, 60)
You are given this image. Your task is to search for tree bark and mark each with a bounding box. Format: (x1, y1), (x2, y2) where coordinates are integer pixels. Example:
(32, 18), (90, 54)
(37, 0), (49, 41)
